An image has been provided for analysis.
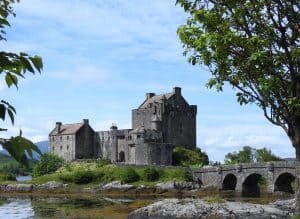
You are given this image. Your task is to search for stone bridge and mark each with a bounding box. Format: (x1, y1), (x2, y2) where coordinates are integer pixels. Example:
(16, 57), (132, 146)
(192, 161), (298, 196)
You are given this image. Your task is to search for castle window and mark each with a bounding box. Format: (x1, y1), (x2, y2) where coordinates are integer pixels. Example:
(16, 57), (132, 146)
(137, 135), (141, 139)
(52, 146), (54, 151)
(60, 136), (62, 141)
(60, 146), (63, 150)
(52, 137), (54, 141)
(153, 106), (157, 114)
(67, 136), (69, 140)
(67, 145), (69, 150)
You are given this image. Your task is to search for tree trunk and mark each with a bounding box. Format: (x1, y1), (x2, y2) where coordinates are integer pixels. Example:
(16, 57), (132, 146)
(289, 125), (300, 216)
(295, 145), (300, 215)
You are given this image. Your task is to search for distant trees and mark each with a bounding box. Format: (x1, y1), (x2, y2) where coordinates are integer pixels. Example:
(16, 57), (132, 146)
(224, 146), (282, 164)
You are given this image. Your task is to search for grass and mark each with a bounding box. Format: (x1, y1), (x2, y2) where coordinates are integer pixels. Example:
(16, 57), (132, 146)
(203, 196), (226, 204)
(29, 161), (190, 186)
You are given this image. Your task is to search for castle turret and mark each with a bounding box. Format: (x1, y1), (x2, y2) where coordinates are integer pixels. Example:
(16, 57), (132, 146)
(151, 115), (161, 131)
(110, 123), (118, 162)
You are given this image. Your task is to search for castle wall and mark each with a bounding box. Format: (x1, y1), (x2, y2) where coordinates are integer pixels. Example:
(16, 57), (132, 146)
(162, 95), (197, 149)
(75, 124), (95, 159)
(132, 103), (162, 130)
(49, 134), (76, 161)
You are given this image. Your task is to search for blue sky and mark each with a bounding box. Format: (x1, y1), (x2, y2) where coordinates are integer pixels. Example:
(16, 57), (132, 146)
(1, 0), (294, 162)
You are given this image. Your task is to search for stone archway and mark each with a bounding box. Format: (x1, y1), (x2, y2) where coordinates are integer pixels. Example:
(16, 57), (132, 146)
(222, 174), (237, 190)
(274, 172), (296, 194)
(119, 151), (125, 162)
(242, 173), (262, 197)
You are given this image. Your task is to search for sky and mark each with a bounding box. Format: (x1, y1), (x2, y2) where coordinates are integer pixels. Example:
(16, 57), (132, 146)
(0, 0), (295, 162)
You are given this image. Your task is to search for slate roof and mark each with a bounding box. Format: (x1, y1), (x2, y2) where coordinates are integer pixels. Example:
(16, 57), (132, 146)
(49, 123), (83, 136)
(139, 92), (174, 109)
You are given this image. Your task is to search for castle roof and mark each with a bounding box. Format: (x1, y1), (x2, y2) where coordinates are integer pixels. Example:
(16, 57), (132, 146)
(138, 92), (173, 109)
(49, 123), (83, 136)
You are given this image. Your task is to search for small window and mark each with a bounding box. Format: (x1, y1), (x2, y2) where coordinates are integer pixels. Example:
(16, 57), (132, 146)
(67, 136), (69, 140)
(67, 145), (69, 150)
(154, 106), (157, 114)
(137, 135), (141, 139)
(52, 146), (54, 151)
(52, 137), (54, 141)
(60, 136), (62, 141)
(60, 146), (63, 150)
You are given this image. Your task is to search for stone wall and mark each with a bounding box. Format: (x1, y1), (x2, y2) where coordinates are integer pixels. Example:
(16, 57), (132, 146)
(75, 122), (95, 159)
(49, 134), (76, 161)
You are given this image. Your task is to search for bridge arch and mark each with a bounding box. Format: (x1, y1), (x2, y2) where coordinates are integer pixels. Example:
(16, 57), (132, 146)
(274, 172), (296, 194)
(222, 174), (237, 190)
(242, 173), (262, 197)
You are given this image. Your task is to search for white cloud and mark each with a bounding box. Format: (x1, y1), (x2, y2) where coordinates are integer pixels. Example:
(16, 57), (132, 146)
(50, 65), (111, 84)
(198, 123), (294, 162)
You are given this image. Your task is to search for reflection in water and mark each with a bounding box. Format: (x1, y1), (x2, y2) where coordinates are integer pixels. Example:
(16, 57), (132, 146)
(0, 198), (34, 219)
(0, 191), (291, 219)
(0, 195), (152, 219)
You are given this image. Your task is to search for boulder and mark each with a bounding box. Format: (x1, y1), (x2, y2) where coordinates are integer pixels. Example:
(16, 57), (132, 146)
(35, 181), (65, 190)
(128, 198), (293, 219)
(101, 181), (135, 190)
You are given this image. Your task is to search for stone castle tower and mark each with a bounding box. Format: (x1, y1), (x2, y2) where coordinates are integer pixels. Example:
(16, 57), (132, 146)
(49, 87), (197, 165)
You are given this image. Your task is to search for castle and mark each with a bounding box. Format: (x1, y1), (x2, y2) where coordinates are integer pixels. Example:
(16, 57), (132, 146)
(49, 87), (197, 165)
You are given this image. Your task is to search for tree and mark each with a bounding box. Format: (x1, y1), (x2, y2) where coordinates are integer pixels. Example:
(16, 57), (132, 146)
(224, 146), (281, 164)
(224, 146), (254, 164)
(256, 147), (282, 162)
(172, 146), (209, 166)
(0, 0), (43, 166)
(176, 0), (300, 213)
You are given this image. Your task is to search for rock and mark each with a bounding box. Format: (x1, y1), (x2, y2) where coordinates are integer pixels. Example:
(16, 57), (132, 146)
(101, 181), (135, 190)
(35, 181), (65, 190)
(155, 182), (175, 190)
(5, 184), (33, 192)
(128, 198), (292, 219)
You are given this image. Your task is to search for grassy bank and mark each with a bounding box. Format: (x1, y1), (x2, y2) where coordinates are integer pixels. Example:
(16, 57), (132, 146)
(29, 161), (191, 186)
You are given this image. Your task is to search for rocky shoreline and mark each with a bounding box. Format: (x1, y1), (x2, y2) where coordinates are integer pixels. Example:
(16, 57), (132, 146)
(128, 198), (295, 219)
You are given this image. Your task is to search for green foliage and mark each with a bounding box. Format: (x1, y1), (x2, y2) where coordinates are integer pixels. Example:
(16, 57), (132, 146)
(224, 146), (282, 164)
(256, 148), (282, 162)
(32, 153), (64, 177)
(0, 0), (43, 167)
(96, 158), (111, 167)
(172, 146), (209, 166)
(0, 172), (16, 181)
(120, 167), (140, 183)
(183, 168), (193, 182)
(72, 170), (100, 184)
(143, 167), (160, 182)
(176, 0), (300, 158)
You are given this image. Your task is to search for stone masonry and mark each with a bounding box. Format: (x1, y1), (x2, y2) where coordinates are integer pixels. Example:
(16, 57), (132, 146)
(49, 87), (197, 165)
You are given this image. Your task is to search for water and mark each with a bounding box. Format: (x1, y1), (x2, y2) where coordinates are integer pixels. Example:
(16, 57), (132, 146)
(16, 175), (32, 182)
(0, 195), (154, 219)
(0, 192), (290, 219)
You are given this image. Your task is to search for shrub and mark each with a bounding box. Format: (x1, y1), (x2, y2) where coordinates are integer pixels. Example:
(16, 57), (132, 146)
(172, 146), (209, 167)
(59, 172), (74, 183)
(184, 168), (193, 182)
(97, 159), (111, 167)
(32, 153), (64, 177)
(0, 173), (16, 181)
(120, 167), (139, 183)
(73, 170), (96, 184)
(143, 167), (160, 181)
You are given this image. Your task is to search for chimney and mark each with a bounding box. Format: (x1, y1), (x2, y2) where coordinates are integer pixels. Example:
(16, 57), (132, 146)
(110, 123), (118, 130)
(173, 87), (181, 96)
(83, 119), (89, 125)
(146, 93), (155, 99)
(56, 122), (62, 133)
